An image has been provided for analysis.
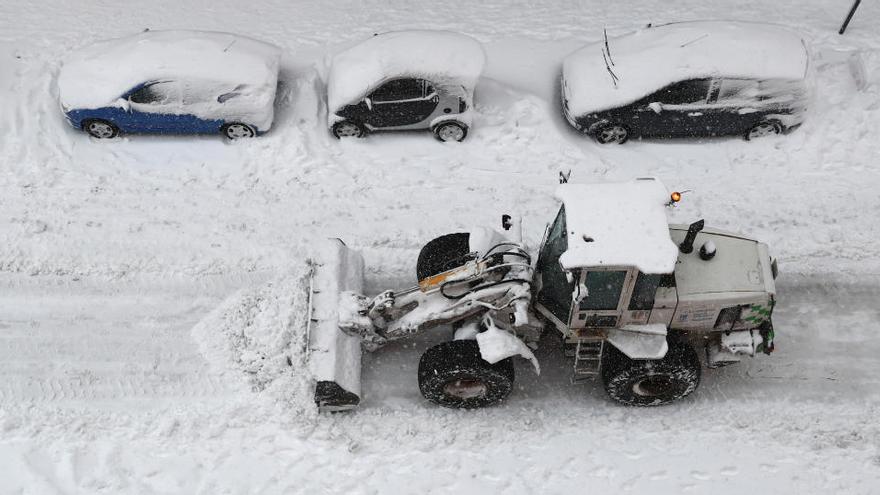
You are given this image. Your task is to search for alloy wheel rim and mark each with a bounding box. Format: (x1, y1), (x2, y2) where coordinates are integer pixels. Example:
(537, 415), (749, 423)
(89, 122), (114, 138)
(749, 123), (778, 139)
(599, 126), (626, 143)
(227, 124), (254, 139)
(336, 123), (360, 137)
(438, 125), (464, 142)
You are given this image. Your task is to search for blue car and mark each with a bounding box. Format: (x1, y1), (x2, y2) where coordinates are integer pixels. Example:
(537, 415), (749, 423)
(58, 30), (281, 139)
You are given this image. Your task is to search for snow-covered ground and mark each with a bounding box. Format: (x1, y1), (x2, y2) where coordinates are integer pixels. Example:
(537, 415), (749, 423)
(1, 1), (879, 493)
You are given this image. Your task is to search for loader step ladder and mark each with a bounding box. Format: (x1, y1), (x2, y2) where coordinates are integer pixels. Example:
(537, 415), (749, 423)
(571, 338), (604, 384)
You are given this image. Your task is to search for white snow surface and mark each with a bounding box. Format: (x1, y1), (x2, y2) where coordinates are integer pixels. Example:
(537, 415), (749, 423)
(191, 263), (317, 418)
(2, 1), (880, 493)
(58, 30), (281, 129)
(327, 30), (485, 113)
(556, 178), (680, 273)
(562, 21), (809, 116)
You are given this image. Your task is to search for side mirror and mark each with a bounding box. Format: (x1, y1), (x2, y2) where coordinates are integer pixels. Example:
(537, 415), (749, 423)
(116, 97), (131, 112)
(648, 102), (663, 114)
(363, 97), (373, 110)
(426, 92), (439, 102)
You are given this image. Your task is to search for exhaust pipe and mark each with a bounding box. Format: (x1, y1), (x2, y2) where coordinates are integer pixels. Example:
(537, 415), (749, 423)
(679, 219), (705, 254)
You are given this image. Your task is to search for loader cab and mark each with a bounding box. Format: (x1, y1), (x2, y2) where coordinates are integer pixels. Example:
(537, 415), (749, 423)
(535, 191), (677, 335)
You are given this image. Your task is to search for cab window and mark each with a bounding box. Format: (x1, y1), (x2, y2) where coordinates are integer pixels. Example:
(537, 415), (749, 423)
(579, 271), (627, 311)
(628, 272), (662, 310)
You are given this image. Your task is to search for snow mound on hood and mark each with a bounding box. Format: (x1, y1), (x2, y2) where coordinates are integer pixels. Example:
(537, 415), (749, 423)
(327, 30), (485, 113)
(191, 262), (316, 418)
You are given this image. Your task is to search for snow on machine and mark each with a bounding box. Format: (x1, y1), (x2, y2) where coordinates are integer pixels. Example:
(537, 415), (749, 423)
(561, 21), (811, 143)
(307, 178), (778, 411)
(58, 30), (281, 139)
(326, 30), (485, 142)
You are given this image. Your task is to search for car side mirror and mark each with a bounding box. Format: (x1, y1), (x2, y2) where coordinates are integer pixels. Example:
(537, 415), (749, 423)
(501, 214), (512, 230)
(116, 97), (131, 112)
(363, 97), (373, 110)
(426, 92), (439, 102)
(648, 102), (663, 114)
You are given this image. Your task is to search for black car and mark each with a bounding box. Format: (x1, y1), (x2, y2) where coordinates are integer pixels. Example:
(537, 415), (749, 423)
(327, 30), (485, 142)
(561, 22), (810, 143)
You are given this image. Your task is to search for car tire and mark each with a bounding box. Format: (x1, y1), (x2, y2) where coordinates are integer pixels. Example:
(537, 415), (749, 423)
(221, 123), (256, 140)
(416, 233), (474, 282)
(432, 121), (468, 142)
(601, 340), (701, 406)
(744, 120), (782, 141)
(594, 123), (630, 144)
(418, 340), (514, 409)
(82, 119), (119, 139)
(332, 120), (365, 139)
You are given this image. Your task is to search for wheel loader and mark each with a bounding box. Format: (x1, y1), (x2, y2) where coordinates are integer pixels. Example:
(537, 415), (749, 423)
(306, 178), (778, 411)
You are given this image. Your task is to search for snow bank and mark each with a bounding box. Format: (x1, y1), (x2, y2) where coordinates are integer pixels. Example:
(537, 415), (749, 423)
(58, 30), (281, 129)
(327, 30), (485, 113)
(562, 21), (809, 116)
(556, 178), (679, 274)
(191, 262), (316, 417)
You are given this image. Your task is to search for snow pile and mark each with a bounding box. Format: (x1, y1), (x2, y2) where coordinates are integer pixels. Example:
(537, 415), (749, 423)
(556, 178), (679, 274)
(191, 262), (316, 417)
(327, 30), (485, 113)
(562, 21), (809, 116)
(58, 30), (281, 130)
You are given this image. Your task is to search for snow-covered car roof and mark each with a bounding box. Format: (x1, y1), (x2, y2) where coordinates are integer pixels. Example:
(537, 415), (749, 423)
(562, 21), (809, 116)
(58, 30), (281, 110)
(556, 178), (679, 274)
(327, 30), (485, 113)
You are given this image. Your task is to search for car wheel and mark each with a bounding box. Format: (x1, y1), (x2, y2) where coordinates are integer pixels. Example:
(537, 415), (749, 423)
(432, 121), (468, 142)
(418, 340), (514, 409)
(82, 119), (119, 139)
(222, 123), (256, 140)
(601, 340), (701, 406)
(594, 123), (629, 144)
(744, 120), (782, 141)
(332, 120), (365, 139)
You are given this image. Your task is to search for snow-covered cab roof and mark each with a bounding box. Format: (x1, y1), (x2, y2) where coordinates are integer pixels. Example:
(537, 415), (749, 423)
(562, 21), (809, 116)
(58, 30), (281, 110)
(556, 178), (679, 274)
(327, 30), (485, 113)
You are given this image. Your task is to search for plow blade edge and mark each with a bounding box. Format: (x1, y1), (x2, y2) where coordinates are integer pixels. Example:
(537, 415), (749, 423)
(308, 239), (365, 412)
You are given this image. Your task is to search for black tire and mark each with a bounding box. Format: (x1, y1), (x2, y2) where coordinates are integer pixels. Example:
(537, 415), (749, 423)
(416, 233), (474, 282)
(594, 123), (630, 144)
(82, 119), (119, 139)
(432, 121), (468, 142)
(418, 340), (514, 409)
(601, 340), (701, 406)
(744, 120), (782, 141)
(332, 120), (365, 139)
(221, 123), (256, 140)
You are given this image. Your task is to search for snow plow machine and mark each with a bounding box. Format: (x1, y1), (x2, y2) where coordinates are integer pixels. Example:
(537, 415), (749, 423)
(307, 178), (778, 411)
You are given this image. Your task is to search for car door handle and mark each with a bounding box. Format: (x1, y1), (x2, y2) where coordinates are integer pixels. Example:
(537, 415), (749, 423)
(687, 112), (704, 116)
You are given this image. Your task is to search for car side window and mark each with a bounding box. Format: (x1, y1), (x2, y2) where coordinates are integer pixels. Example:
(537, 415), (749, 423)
(370, 78), (426, 102)
(656, 79), (711, 105)
(716, 79), (760, 102)
(128, 81), (180, 106)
